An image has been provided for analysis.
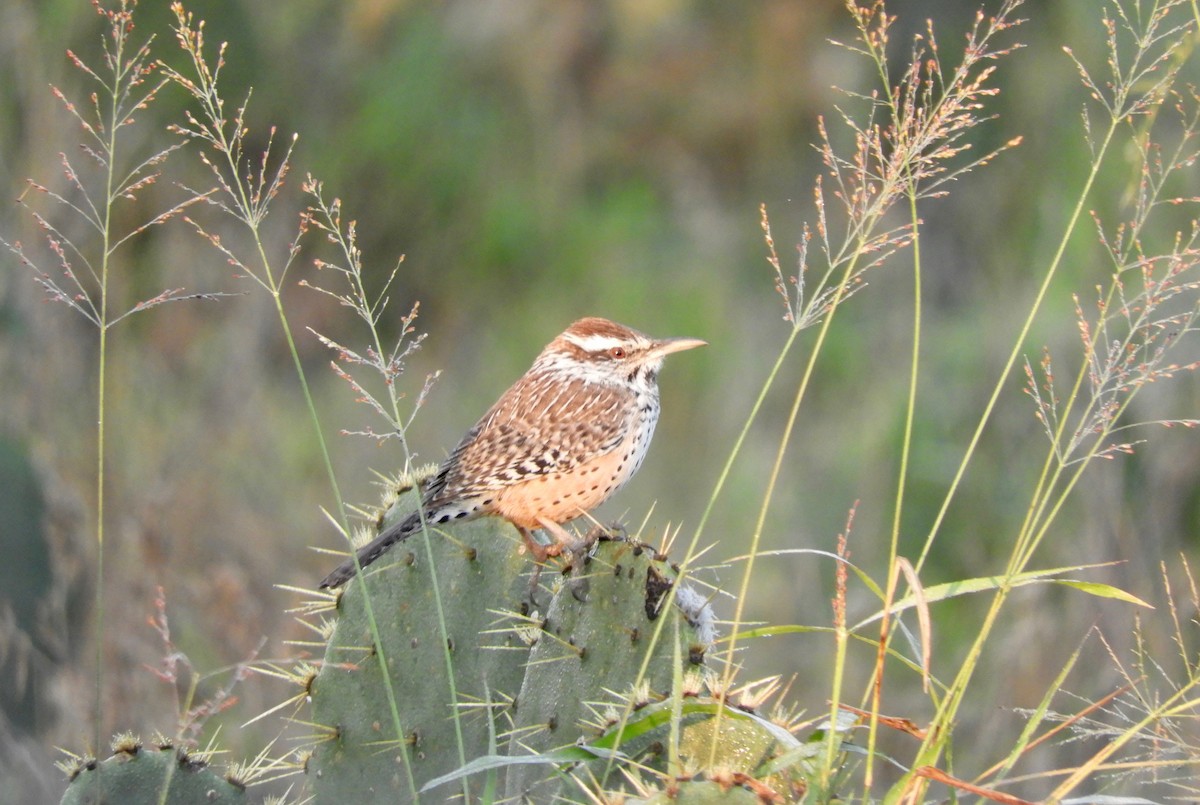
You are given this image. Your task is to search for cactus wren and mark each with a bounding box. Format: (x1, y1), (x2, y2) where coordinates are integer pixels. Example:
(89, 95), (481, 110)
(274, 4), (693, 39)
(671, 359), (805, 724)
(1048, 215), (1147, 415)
(319, 317), (706, 589)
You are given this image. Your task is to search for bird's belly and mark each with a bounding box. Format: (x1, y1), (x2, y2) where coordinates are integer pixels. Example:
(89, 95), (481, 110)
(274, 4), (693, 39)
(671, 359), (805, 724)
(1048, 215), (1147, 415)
(492, 442), (643, 529)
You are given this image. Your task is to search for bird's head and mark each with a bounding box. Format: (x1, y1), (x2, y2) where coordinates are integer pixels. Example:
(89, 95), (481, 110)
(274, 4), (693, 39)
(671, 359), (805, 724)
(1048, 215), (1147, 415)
(536, 316), (706, 386)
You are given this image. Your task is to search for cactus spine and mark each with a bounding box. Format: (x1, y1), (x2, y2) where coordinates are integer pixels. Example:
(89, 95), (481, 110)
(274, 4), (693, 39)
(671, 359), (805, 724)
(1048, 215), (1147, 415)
(59, 734), (246, 805)
(306, 470), (719, 801)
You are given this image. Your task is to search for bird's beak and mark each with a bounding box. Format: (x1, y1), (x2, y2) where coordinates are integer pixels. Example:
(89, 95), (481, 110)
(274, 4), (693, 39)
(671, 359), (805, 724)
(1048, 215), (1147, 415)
(649, 336), (707, 359)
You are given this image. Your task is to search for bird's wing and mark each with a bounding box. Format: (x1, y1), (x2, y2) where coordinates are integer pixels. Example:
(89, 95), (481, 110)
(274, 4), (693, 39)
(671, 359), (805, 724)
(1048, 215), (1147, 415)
(425, 374), (629, 503)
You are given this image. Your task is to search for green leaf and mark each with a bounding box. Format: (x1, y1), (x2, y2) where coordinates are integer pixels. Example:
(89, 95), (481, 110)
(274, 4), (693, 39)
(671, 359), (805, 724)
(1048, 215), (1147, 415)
(852, 562), (1142, 630)
(419, 745), (622, 793)
(1052, 579), (1152, 607)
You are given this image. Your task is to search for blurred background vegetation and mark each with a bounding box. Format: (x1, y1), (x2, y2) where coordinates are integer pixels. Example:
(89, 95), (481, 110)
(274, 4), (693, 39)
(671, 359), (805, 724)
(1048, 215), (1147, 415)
(0, 0), (1197, 800)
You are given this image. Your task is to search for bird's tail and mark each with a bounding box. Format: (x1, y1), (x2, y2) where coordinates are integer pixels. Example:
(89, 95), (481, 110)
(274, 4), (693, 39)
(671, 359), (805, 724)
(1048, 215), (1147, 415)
(319, 510), (423, 589)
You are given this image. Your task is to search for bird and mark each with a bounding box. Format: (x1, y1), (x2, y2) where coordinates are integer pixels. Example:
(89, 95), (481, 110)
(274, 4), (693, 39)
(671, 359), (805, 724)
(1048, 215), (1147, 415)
(319, 316), (706, 589)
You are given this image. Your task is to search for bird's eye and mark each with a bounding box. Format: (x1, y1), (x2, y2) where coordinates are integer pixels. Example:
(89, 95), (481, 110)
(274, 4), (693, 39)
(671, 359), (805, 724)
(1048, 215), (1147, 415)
(609, 346), (627, 359)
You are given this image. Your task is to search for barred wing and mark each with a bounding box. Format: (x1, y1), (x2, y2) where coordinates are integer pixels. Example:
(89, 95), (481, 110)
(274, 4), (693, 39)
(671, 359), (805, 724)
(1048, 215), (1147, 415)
(424, 375), (630, 505)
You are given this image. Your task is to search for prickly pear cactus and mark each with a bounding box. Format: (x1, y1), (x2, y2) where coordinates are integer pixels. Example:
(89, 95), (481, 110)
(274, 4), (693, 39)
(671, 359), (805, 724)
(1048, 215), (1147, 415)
(305, 470), (718, 802)
(631, 779), (781, 804)
(59, 734), (246, 805)
(308, 480), (533, 801)
(502, 539), (715, 801)
(584, 681), (823, 803)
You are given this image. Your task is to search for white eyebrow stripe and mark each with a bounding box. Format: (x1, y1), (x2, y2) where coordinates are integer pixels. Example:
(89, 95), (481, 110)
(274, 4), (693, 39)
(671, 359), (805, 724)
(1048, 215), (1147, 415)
(564, 333), (626, 352)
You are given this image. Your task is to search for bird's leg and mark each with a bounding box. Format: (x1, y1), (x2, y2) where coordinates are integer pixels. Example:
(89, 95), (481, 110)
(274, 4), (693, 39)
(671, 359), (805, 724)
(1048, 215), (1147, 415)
(538, 516), (603, 571)
(516, 525), (552, 605)
(537, 517), (588, 554)
(517, 524), (555, 562)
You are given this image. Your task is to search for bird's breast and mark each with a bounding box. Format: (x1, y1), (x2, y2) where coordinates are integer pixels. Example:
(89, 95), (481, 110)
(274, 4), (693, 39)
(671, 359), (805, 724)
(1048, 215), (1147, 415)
(490, 402), (659, 529)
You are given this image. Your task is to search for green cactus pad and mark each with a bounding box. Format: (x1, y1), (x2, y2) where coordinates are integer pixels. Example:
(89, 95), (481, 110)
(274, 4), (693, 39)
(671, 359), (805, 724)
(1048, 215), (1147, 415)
(504, 538), (713, 800)
(306, 472), (720, 802)
(631, 779), (780, 804)
(59, 738), (245, 805)
(589, 693), (818, 800)
(310, 483), (535, 802)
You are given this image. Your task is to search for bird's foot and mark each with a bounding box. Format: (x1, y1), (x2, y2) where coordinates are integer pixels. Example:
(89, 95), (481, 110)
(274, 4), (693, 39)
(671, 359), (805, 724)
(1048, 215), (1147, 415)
(587, 521), (626, 544)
